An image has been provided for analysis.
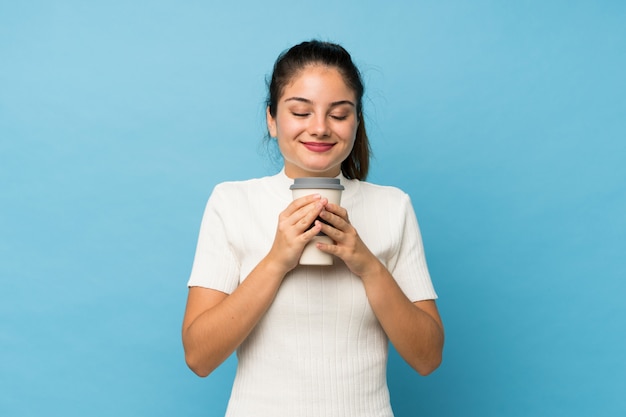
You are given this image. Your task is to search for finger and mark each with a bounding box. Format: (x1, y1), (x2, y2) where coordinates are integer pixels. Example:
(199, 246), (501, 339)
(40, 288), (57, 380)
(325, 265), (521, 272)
(291, 199), (327, 232)
(314, 231), (339, 254)
(280, 197), (324, 229)
(301, 220), (323, 241)
(283, 193), (322, 217)
(318, 208), (349, 231)
(323, 202), (349, 221)
(317, 221), (339, 242)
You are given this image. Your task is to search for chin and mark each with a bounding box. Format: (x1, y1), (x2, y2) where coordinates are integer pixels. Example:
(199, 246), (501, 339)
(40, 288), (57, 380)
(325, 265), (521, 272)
(290, 167), (340, 178)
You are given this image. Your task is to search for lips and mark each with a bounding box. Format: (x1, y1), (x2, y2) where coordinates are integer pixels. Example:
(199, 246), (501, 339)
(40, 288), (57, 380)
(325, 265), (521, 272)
(302, 142), (335, 152)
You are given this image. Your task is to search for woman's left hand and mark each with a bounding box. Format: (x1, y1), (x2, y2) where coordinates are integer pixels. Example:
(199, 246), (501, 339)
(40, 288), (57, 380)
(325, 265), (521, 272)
(315, 203), (380, 277)
(318, 203), (444, 376)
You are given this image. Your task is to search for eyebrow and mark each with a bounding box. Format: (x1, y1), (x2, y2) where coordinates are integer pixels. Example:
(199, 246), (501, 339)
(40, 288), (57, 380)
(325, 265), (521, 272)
(283, 97), (356, 108)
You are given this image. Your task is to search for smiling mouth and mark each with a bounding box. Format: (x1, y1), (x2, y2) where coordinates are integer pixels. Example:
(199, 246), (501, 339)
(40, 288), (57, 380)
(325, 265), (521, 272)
(302, 142), (335, 152)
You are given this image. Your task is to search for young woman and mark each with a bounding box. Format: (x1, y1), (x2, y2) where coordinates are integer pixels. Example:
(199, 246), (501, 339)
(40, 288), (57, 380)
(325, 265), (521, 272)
(182, 40), (444, 417)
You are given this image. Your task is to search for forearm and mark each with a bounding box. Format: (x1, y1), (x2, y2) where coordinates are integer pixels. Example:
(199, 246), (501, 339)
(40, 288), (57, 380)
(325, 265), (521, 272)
(361, 262), (444, 376)
(183, 257), (287, 377)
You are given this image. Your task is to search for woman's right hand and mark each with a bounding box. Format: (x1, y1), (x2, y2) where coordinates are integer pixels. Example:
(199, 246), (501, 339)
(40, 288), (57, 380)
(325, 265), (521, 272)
(266, 193), (327, 274)
(183, 194), (327, 377)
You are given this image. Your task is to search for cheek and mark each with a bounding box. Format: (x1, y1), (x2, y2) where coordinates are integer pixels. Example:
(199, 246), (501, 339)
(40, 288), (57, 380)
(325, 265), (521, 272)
(342, 122), (359, 142)
(278, 118), (305, 138)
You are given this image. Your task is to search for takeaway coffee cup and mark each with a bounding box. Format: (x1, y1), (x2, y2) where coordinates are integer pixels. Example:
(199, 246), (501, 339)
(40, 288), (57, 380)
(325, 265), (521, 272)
(290, 177), (345, 265)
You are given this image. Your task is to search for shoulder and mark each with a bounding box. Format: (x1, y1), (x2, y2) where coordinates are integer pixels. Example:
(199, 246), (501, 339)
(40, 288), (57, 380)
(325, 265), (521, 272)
(212, 177), (263, 192)
(352, 180), (412, 206)
(346, 180), (415, 221)
(210, 175), (274, 198)
(201, 176), (274, 215)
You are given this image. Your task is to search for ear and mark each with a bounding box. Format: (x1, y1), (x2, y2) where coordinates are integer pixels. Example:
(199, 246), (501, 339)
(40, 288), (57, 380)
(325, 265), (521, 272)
(266, 107), (277, 138)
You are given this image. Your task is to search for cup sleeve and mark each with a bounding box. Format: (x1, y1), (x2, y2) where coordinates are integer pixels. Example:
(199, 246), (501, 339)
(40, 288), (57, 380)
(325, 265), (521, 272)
(187, 186), (240, 294)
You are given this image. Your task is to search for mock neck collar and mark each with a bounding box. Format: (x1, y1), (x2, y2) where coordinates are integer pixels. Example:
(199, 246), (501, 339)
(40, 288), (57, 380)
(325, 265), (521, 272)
(268, 168), (358, 203)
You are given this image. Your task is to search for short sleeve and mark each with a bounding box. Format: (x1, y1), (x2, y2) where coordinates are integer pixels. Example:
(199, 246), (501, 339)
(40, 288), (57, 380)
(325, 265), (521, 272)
(187, 185), (240, 293)
(388, 193), (438, 302)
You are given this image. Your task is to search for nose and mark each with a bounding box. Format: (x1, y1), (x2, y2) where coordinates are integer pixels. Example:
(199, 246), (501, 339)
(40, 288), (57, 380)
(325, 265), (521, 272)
(308, 114), (331, 138)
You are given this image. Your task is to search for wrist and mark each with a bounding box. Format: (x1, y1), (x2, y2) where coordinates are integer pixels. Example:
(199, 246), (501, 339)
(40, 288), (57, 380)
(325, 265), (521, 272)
(356, 256), (387, 283)
(259, 253), (292, 281)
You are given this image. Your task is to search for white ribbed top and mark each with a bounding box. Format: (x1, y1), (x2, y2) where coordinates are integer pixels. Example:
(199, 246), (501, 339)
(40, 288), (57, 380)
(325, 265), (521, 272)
(188, 170), (437, 417)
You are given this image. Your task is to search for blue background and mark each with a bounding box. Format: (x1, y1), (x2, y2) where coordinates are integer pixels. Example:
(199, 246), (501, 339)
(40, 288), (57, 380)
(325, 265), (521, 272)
(1, 1), (625, 416)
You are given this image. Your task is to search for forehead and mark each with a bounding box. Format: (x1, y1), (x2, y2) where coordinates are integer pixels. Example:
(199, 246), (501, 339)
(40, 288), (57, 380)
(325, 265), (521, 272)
(280, 65), (356, 101)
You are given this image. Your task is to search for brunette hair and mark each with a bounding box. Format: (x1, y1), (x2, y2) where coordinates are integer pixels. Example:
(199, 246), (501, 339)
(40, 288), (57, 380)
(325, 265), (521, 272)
(266, 40), (371, 180)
